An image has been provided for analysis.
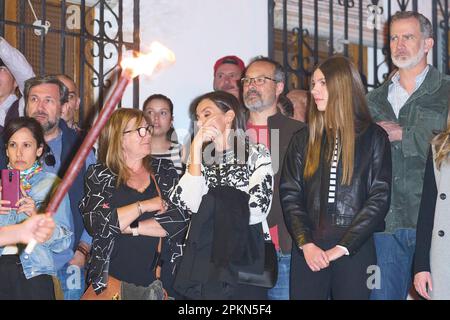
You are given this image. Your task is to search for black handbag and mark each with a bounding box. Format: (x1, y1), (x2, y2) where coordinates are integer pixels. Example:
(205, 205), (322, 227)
(237, 220), (278, 288)
(237, 240), (278, 288)
(214, 152), (278, 289)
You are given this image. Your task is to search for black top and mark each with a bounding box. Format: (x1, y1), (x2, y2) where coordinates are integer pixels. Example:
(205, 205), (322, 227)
(414, 148), (438, 274)
(108, 182), (159, 286)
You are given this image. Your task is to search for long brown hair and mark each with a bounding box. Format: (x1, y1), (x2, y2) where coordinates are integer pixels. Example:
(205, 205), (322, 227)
(304, 55), (372, 185)
(98, 108), (152, 186)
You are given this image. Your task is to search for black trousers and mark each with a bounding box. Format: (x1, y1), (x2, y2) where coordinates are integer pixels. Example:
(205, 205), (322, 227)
(0, 255), (55, 300)
(290, 237), (376, 300)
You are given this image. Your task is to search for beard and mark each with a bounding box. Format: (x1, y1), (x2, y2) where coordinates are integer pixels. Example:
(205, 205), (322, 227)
(244, 89), (275, 112)
(32, 112), (58, 133)
(392, 42), (425, 69)
(41, 120), (58, 133)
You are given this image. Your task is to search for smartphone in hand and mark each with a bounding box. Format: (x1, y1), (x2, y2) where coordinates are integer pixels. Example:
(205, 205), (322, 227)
(1, 169), (20, 209)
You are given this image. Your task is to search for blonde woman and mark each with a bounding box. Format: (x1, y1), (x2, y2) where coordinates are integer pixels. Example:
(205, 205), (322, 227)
(280, 56), (392, 299)
(80, 109), (188, 297)
(414, 120), (450, 300)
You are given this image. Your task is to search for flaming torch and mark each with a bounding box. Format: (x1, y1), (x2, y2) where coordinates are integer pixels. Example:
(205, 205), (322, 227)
(25, 42), (176, 253)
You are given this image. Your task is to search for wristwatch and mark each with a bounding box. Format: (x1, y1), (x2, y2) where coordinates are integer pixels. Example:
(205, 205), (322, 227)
(130, 221), (139, 236)
(131, 227), (139, 236)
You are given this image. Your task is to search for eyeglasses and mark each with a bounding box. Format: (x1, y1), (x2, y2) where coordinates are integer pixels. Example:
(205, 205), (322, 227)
(123, 125), (154, 137)
(240, 76), (278, 87)
(43, 145), (56, 167)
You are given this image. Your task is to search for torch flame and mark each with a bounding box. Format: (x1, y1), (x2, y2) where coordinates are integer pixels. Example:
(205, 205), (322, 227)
(121, 41), (176, 78)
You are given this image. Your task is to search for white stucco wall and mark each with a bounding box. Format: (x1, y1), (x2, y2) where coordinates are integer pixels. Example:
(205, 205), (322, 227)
(119, 0), (268, 140)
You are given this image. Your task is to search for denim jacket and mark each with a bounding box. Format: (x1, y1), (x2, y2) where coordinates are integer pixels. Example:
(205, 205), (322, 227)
(0, 171), (73, 279)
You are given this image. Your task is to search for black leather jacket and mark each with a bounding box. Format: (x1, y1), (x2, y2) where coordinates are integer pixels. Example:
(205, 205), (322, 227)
(280, 123), (392, 255)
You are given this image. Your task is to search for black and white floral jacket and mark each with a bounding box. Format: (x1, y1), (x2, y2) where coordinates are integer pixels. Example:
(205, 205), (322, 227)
(170, 142), (274, 225)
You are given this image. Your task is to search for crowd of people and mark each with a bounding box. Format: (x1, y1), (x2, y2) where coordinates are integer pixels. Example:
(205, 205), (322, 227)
(0, 10), (449, 300)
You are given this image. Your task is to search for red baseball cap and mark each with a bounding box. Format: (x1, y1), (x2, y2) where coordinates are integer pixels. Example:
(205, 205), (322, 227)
(213, 55), (245, 74)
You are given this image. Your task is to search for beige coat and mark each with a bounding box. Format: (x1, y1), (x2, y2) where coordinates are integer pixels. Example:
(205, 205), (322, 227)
(429, 148), (450, 299)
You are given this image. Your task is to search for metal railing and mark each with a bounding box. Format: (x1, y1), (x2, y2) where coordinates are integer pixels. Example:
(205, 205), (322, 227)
(0, 0), (140, 127)
(269, 0), (449, 91)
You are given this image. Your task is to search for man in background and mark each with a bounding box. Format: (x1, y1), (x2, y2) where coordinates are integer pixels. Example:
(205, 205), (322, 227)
(57, 74), (81, 131)
(243, 57), (304, 300)
(213, 55), (245, 100)
(367, 11), (450, 300)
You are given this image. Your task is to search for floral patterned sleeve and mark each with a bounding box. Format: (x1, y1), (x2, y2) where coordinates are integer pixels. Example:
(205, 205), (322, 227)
(169, 169), (209, 213)
(247, 143), (274, 225)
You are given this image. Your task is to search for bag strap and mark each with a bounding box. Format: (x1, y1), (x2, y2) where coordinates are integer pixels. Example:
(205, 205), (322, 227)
(151, 172), (162, 199)
(150, 173), (163, 280)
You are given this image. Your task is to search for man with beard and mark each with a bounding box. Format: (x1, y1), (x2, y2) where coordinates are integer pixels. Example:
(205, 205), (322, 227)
(20, 75), (95, 300)
(243, 57), (304, 300)
(213, 55), (245, 100)
(367, 11), (450, 300)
